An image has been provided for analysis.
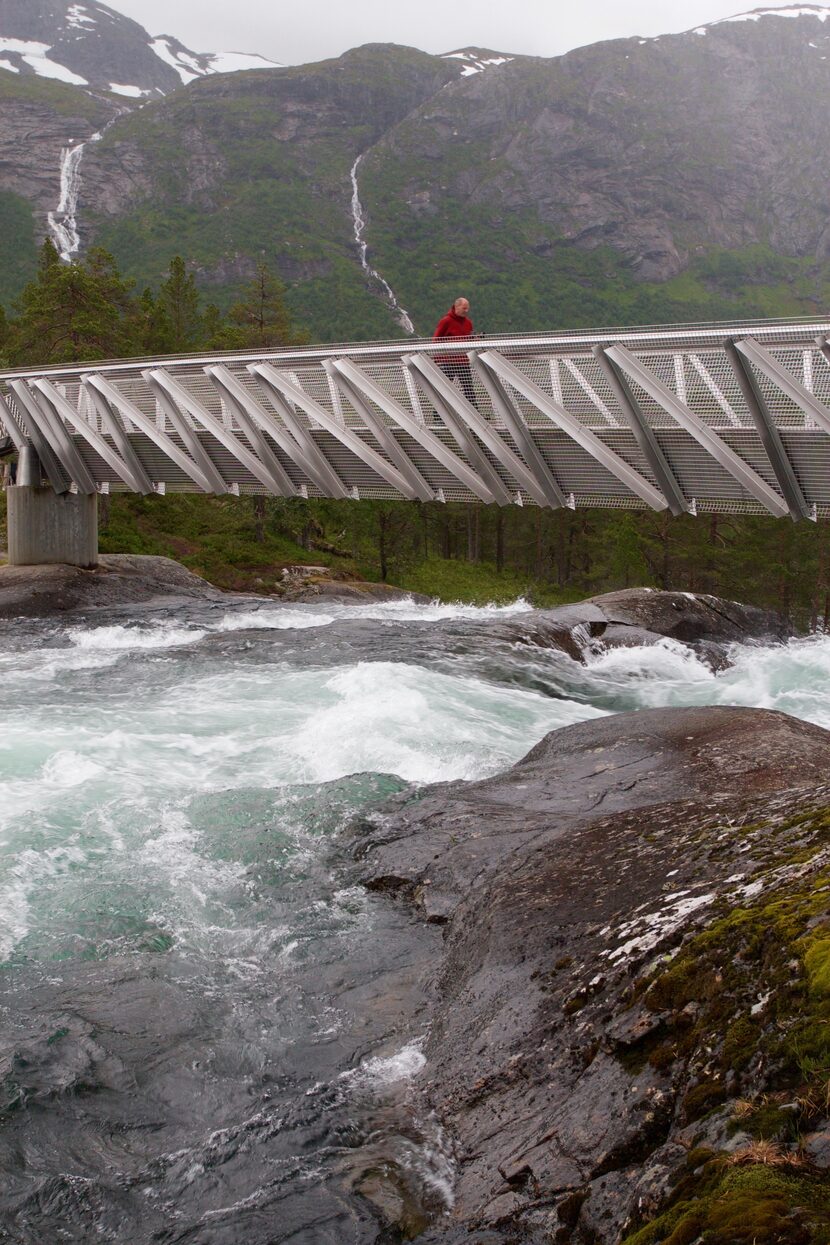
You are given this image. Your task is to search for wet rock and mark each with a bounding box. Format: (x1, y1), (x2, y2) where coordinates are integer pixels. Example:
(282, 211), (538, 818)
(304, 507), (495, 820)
(360, 706), (829, 918)
(490, 589), (789, 669)
(356, 706), (830, 1241)
(804, 1125), (830, 1168)
(279, 576), (430, 605)
(586, 588), (787, 646)
(0, 555), (234, 618)
(353, 1165), (431, 1238)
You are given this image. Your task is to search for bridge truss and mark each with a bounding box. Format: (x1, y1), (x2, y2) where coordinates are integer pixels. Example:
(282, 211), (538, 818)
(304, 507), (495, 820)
(3, 318), (830, 521)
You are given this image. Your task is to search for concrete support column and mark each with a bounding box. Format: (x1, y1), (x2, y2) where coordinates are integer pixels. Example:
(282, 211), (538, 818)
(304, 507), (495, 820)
(6, 486), (98, 568)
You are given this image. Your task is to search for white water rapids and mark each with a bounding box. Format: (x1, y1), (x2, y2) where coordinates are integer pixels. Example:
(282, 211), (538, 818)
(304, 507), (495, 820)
(350, 154), (416, 334)
(2, 594), (830, 1241)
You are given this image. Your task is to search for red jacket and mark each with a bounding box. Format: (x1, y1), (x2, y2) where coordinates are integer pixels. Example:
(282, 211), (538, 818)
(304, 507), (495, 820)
(433, 308), (473, 365)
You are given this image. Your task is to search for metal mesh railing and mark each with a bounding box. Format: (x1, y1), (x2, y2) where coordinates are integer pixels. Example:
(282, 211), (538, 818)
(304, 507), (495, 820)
(3, 316), (830, 519)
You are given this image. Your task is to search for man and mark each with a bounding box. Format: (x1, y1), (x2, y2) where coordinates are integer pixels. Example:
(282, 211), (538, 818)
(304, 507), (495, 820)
(433, 297), (478, 408)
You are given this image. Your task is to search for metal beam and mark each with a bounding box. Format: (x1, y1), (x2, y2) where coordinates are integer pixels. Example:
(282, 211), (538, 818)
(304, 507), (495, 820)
(405, 353), (556, 508)
(331, 357), (496, 503)
(468, 353), (567, 509)
(322, 361), (434, 502)
(252, 362), (421, 501)
(403, 356), (513, 505)
(148, 368), (291, 496)
(606, 345), (789, 519)
(81, 382), (157, 496)
(9, 380), (96, 494)
(562, 358), (618, 426)
(34, 379), (154, 496)
(206, 366), (332, 498)
(593, 345), (689, 517)
(735, 338), (830, 437)
(248, 364), (349, 499)
(477, 351), (667, 511)
(85, 374), (217, 493)
(0, 389), (28, 452)
(5, 382), (70, 493)
(205, 367), (297, 496)
(143, 371), (229, 495)
(724, 341), (811, 523)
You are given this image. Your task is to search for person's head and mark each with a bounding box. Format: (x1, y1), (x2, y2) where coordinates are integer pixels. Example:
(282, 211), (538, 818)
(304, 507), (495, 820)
(453, 297), (470, 317)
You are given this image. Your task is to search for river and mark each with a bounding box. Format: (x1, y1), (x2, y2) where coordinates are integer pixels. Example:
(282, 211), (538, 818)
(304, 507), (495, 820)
(1, 595), (829, 1242)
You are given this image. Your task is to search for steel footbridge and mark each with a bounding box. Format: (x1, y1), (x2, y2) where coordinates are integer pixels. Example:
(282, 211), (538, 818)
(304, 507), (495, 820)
(3, 317), (830, 524)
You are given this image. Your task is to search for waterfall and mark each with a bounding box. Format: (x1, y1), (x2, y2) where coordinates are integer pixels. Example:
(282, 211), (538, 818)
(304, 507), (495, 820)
(47, 111), (127, 262)
(47, 139), (90, 260)
(350, 155), (415, 335)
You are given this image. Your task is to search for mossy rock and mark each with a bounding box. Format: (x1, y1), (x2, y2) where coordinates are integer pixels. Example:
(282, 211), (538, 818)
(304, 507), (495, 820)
(624, 1161), (830, 1245)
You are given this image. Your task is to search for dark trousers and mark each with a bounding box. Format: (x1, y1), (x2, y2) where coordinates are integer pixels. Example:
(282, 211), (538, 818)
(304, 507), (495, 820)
(438, 359), (478, 409)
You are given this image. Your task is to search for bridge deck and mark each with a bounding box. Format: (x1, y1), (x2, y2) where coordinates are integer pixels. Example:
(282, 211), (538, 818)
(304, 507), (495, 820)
(3, 317), (830, 520)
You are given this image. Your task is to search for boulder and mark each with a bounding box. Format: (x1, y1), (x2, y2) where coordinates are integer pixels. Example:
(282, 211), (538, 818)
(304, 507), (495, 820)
(0, 555), (230, 618)
(355, 707), (830, 1241)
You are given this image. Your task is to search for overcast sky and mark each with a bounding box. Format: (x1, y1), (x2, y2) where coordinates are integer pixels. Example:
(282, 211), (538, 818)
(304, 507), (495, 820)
(108, 1), (786, 64)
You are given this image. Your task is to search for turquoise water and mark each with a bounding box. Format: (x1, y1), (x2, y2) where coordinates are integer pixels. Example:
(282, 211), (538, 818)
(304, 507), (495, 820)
(1, 598), (828, 1242)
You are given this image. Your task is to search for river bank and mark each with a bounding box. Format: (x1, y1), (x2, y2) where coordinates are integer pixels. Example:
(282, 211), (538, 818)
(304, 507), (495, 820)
(0, 585), (827, 1243)
(357, 706), (830, 1241)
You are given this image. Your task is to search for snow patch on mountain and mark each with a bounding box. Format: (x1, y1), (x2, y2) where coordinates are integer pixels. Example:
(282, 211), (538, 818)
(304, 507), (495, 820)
(149, 35), (281, 84)
(442, 49), (513, 76)
(206, 51), (284, 74)
(0, 37), (88, 84)
(66, 4), (97, 30)
(149, 36), (201, 84)
(108, 82), (149, 98)
(693, 5), (830, 34)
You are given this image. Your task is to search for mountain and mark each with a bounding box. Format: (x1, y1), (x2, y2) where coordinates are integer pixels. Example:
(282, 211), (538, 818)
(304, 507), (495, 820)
(0, 0), (280, 97)
(3, 4), (830, 339)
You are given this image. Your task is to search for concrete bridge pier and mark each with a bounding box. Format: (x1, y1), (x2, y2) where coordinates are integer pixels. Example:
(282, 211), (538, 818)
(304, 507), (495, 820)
(6, 450), (98, 567)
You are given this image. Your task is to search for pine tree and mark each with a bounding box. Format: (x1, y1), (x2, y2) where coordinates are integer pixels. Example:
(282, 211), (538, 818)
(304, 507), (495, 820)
(138, 287), (174, 355)
(8, 240), (139, 365)
(158, 256), (201, 353)
(225, 263), (307, 350)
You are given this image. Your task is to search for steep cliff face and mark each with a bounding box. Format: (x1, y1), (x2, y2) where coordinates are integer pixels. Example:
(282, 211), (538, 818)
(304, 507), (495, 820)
(0, 72), (114, 302)
(360, 6), (830, 324)
(78, 45), (461, 339)
(4, 7), (830, 338)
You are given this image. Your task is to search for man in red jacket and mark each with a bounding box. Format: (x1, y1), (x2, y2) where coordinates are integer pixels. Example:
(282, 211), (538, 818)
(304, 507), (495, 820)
(433, 296), (478, 408)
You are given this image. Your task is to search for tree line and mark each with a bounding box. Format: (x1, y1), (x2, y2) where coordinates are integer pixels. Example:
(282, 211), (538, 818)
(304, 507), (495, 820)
(0, 240), (305, 367)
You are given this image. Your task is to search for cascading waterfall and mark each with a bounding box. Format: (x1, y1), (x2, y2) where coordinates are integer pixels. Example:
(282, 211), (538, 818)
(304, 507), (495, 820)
(46, 140), (90, 258)
(350, 154), (416, 335)
(47, 112), (127, 262)
(47, 138), (90, 260)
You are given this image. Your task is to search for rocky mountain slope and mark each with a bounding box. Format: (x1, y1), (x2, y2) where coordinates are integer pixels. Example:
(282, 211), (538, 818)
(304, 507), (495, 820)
(0, 0), (280, 96)
(4, 5), (830, 337)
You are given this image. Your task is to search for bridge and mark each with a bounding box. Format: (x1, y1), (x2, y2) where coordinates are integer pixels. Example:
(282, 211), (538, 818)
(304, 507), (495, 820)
(1, 317), (830, 566)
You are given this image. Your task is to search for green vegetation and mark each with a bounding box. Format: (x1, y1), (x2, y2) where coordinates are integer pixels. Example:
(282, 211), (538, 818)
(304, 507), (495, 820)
(361, 155), (830, 335)
(0, 70), (105, 118)
(620, 805), (830, 1245)
(87, 492), (830, 620)
(0, 193), (37, 309)
(0, 242), (303, 367)
(624, 1161), (830, 1245)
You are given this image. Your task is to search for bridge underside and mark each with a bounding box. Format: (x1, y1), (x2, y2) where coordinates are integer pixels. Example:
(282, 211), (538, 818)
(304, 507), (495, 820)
(3, 318), (830, 564)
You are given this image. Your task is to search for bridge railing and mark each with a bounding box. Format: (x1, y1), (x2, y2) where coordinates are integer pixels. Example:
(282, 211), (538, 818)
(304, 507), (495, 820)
(2, 317), (830, 521)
